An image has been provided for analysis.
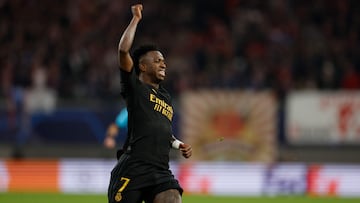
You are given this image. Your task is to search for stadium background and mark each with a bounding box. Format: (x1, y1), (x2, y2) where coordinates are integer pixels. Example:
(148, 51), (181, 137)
(1, 0), (360, 202)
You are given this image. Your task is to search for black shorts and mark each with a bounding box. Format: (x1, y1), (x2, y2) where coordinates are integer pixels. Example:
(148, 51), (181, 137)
(108, 154), (183, 203)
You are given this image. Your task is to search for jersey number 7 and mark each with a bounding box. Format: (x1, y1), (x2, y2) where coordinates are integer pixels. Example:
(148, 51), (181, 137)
(115, 177), (130, 202)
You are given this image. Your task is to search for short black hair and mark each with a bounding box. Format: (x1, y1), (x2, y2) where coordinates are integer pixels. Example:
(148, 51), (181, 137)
(132, 44), (160, 75)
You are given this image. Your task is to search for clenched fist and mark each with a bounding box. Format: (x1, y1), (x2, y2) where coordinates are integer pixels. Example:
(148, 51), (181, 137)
(180, 143), (192, 159)
(131, 4), (143, 20)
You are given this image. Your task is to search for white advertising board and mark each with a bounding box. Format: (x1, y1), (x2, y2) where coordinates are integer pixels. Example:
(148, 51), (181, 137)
(286, 91), (360, 145)
(307, 164), (360, 197)
(174, 162), (265, 196)
(0, 161), (9, 192)
(59, 159), (115, 193)
(263, 163), (307, 195)
(8, 158), (353, 197)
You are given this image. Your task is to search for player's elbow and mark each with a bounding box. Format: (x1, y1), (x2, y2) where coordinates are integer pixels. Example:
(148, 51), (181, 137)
(118, 52), (133, 72)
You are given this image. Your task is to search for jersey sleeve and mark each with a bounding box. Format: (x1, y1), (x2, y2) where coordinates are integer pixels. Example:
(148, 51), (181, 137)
(120, 69), (137, 100)
(115, 108), (128, 128)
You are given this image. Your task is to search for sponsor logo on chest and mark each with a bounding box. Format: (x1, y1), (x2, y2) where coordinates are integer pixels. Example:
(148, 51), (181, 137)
(150, 93), (173, 121)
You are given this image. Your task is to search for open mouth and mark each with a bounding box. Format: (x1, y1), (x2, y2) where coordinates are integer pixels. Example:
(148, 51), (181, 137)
(159, 70), (166, 77)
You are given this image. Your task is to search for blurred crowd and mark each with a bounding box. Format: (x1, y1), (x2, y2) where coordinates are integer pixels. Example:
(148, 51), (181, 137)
(1, 0), (359, 104)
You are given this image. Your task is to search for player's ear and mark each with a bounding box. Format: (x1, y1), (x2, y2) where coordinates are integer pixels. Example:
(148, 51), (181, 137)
(139, 63), (146, 72)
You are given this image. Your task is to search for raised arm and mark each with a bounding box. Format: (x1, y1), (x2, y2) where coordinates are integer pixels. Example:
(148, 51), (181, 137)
(118, 4), (143, 72)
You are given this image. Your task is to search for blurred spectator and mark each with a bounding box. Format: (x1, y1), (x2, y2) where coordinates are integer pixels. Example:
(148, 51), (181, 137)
(0, 0), (359, 157)
(0, 0), (359, 99)
(103, 108), (128, 149)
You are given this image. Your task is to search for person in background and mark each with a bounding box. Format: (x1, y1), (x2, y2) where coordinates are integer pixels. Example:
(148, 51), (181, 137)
(104, 107), (128, 149)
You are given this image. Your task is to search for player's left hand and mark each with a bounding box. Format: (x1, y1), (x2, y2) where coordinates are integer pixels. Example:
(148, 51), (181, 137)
(179, 143), (192, 158)
(104, 136), (116, 149)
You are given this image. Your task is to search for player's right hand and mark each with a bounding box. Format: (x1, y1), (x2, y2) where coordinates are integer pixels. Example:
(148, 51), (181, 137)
(131, 4), (143, 20)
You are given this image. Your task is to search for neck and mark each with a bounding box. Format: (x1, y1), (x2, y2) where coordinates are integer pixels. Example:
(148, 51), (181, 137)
(139, 74), (160, 89)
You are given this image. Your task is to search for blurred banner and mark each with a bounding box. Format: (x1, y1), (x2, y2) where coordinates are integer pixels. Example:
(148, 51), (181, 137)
(180, 90), (277, 162)
(286, 91), (360, 145)
(1, 159), (360, 197)
(0, 107), (125, 145)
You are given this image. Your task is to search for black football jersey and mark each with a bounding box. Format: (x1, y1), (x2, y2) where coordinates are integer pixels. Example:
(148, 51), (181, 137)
(120, 69), (174, 170)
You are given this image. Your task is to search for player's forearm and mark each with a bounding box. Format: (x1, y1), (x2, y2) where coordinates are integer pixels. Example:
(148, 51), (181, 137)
(118, 17), (140, 71)
(118, 4), (142, 71)
(118, 17), (141, 53)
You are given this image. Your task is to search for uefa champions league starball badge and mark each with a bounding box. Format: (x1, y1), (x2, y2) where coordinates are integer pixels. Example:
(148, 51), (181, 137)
(115, 192), (122, 202)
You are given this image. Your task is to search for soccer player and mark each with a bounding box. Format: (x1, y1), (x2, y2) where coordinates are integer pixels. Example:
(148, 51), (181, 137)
(104, 108), (128, 149)
(107, 4), (192, 203)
